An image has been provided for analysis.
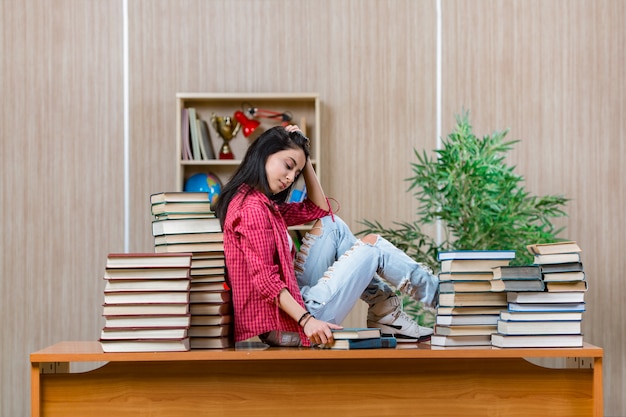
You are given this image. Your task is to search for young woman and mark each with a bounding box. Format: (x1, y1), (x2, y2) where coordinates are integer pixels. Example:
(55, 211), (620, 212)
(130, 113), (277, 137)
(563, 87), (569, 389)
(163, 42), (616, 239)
(215, 125), (438, 347)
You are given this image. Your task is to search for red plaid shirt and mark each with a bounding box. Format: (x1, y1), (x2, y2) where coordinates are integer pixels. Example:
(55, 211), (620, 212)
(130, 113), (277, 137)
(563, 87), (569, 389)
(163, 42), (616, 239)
(223, 185), (330, 345)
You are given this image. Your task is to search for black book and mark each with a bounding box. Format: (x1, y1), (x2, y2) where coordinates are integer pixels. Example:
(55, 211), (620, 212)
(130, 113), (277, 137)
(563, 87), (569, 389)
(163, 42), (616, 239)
(540, 262), (584, 274)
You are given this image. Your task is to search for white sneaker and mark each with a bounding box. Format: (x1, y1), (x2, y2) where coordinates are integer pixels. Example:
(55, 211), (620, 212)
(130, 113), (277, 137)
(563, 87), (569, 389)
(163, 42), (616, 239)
(367, 295), (434, 342)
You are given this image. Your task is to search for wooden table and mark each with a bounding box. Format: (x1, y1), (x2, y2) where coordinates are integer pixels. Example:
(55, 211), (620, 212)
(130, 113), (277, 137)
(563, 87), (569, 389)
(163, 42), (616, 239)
(31, 341), (603, 416)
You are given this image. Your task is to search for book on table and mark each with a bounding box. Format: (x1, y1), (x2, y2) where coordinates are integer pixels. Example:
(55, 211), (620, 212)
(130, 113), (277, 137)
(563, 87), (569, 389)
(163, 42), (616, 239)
(490, 279), (545, 292)
(496, 319), (582, 335)
(439, 280), (493, 293)
(191, 267), (226, 278)
(102, 303), (189, 316)
(104, 279), (190, 292)
(542, 271), (586, 282)
(434, 324), (497, 336)
(545, 281), (588, 292)
(507, 302), (586, 313)
(100, 337), (190, 353)
(189, 336), (232, 349)
(100, 327), (188, 340)
(104, 267), (191, 280)
(331, 328), (382, 339)
(191, 274), (227, 284)
(325, 336), (397, 350)
(430, 334), (492, 347)
(188, 324), (230, 338)
(151, 201), (214, 216)
(539, 262), (584, 273)
(437, 306), (505, 316)
(490, 265), (544, 291)
(491, 333), (583, 348)
(154, 232), (224, 245)
(150, 191), (213, 204)
(191, 257), (226, 268)
(532, 252), (581, 265)
(106, 252), (193, 269)
(507, 291), (585, 304)
(190, 281), (229, 292)
(438, 272), (495, 281)
(499, 310), (583, 322)
(190, 314), (231, 326)
(438, 291), (508, 307)
(154, 241), (224, 253)
(492, 265), (541, 280)
(103, 314), (191, 328)
(437, 250), (516, 261)
(436, 314), (499, 326)
(526, 241), (581, 255)
(103, 291), (190, 305)
(189, 289), (232, 304)
(152, 217), (222, 236)
(190, 302), (232, 316)
(154, 213), (217, 220)
(440, 259), (510, 273)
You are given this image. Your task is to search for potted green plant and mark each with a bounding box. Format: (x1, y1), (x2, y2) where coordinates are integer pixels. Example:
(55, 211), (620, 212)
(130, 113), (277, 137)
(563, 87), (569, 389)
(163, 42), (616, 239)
(359, 110), (569, 325)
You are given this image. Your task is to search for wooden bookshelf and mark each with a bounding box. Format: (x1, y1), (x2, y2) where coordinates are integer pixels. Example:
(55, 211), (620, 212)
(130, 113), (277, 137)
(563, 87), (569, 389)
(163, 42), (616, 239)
(176, 92), (321, 190)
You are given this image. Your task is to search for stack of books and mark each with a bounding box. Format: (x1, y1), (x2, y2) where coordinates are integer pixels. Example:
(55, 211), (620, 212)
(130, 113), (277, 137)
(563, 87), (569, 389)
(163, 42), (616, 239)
(150, 192), (233, 349)
(491, 241), (586, 348)
(100, 253), (193, 352)
(430, 250), (515, 347)
(324, 328), (397, 350)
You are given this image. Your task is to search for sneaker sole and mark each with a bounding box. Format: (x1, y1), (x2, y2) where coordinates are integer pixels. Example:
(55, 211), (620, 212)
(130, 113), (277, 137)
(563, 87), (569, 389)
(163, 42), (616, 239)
(368, 322), (433, 343)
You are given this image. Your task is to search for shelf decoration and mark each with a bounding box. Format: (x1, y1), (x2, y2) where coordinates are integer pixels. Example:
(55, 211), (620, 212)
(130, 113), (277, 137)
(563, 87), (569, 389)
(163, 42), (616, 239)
(210, 113), (241, 159)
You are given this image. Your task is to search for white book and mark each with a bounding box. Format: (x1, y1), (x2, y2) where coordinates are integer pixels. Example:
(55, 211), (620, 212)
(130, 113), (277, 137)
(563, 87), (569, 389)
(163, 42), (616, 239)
(497, 319), (582, 335)
(507, 291), (585, 304)
(152, 217), (222, 236)
(436, 314), (499, 326)
(499, 310), (583, 322)
(491, 334), (583, 348)
(430, 334), (492, 347)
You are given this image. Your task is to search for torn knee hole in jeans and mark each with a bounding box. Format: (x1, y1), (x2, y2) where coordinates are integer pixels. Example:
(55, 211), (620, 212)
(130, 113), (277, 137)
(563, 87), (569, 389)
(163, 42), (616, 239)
(320, 243), (359, 282)
(321, 268), (334, 282)
(397, 278), (417, 297)
(294, 237), (313, 274)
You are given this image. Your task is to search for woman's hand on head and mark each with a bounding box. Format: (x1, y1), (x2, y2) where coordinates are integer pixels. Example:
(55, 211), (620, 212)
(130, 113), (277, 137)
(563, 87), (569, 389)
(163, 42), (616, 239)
(303, 318), (343, 346)
(284, 124), (301, 134)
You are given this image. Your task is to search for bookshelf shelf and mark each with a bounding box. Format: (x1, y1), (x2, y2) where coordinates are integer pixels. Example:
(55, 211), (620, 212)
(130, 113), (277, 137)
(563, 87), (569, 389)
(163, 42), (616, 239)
(176, 92), (321, 190)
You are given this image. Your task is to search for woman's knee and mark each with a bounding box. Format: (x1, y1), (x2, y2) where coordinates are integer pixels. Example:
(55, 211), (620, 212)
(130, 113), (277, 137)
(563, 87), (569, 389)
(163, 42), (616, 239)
(361, 233), (379, 245)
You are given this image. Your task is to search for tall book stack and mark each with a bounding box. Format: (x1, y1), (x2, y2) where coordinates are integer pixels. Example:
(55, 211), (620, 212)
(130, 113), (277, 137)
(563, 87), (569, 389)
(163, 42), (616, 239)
(492, 241), (586, 348)
(100, 253), (193, 352)
(151, 192), (233, 349)
(430, 250), (515, 347)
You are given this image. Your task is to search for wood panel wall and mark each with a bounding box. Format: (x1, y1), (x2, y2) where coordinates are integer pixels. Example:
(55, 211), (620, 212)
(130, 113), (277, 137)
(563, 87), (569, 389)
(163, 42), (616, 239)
(1, 0), (124, 415)
(1, 1), (623, 415)
(442, 0), (626, 409)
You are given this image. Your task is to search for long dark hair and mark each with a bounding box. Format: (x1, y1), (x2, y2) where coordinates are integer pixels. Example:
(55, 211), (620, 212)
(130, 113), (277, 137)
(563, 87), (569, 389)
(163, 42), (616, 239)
(214, 126), (310, 225)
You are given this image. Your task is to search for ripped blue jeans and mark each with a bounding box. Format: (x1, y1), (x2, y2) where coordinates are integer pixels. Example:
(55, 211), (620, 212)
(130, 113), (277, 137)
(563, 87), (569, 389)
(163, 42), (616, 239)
(294, 215), (438, 324)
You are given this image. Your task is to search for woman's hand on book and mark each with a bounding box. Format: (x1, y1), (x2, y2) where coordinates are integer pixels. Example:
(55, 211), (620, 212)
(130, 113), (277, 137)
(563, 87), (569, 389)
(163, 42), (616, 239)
(303, 318), (342, 345)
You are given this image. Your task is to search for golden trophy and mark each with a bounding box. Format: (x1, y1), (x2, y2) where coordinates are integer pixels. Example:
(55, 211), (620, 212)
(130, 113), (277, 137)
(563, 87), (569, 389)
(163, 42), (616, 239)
(210, 113), (241, 159)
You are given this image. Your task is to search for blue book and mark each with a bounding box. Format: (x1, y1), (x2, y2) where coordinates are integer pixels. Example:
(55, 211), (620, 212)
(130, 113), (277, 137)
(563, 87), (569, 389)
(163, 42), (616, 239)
(437, 250), (516, 261)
